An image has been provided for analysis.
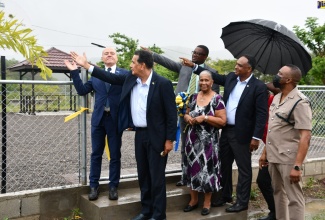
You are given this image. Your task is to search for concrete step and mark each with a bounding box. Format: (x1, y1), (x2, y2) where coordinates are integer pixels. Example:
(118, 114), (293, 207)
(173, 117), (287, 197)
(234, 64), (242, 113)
(80, 175), (247, 220)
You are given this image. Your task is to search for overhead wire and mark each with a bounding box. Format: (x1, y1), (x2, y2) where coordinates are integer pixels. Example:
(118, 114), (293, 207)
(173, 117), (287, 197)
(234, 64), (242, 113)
(31, 25), (191, 57)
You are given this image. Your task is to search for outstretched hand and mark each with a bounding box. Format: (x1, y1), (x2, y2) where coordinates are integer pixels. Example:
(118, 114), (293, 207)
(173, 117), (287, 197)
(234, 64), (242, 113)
(64, 60), (78, 71)
(179, 57), (194, 68)
(70, 52), (90, 69)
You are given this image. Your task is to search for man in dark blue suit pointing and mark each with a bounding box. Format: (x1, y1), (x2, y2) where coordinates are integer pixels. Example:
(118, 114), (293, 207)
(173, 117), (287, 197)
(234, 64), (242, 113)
(68, 47), (128, 201)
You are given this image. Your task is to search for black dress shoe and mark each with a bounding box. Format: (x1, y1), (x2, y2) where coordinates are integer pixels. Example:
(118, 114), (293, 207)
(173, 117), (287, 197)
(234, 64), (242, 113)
(88, 187), (99, 201)
(211, 198), (233, 207)
(258, 212), (276, 220)
(225, 203), (248, 213)
(131, 213), (149, 220)
(176, 180), (186, 186)
(183, 203), (198, 212)
(109, 186), (118, 200)
(201, 207), (210, 216)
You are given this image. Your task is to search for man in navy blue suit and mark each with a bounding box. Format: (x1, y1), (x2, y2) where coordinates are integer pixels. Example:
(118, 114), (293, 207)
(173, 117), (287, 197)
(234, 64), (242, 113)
(68, 47), (128, 201)
(66, 50), (177, 220)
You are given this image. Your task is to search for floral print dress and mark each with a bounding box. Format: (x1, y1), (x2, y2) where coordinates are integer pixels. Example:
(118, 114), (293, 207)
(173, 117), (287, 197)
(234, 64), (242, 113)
(184, 93), (225, 193)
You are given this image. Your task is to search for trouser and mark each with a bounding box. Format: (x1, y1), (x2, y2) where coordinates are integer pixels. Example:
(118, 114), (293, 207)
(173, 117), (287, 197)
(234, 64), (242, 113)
(179, 116), (187, 182)
(135, 128), (168, 220)
(219, 126), (252, 206)
(89, 112), (122, 188)
(269, 163), (305, 220)
(256, 165), (275, 214)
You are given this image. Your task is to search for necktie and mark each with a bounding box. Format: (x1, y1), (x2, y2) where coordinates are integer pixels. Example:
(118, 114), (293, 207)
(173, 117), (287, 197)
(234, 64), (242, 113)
(188, 73), (197, 94)
(105, 68), (111, 109)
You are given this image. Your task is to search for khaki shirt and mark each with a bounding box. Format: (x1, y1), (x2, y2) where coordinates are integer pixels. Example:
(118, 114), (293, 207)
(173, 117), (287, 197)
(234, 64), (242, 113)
(266, 87), (312, 164)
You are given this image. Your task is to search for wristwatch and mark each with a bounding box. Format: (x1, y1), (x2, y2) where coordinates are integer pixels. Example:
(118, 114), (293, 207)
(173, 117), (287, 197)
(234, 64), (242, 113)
(293, 165), (303, 171)
(204, 115), (209, 122)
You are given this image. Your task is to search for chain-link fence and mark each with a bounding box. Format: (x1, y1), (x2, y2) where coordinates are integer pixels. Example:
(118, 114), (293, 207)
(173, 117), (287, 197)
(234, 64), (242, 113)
(0, 80), (83, 193)
(252, 85), (325, 161)
(1, 81), (324, 194)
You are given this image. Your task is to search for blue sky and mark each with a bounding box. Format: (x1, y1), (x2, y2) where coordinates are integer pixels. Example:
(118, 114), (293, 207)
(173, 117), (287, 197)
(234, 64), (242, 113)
(1, 0), (324, 62)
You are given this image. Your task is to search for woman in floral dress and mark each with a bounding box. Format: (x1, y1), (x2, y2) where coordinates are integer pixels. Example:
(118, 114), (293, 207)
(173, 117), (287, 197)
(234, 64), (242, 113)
(183, 70), (226, 215)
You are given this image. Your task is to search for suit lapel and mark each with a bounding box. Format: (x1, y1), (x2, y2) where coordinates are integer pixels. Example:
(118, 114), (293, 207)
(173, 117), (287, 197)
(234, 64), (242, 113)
(121, 75), (137, 101)
(238, 76), (255, 106)
(146, 72), (157, 111)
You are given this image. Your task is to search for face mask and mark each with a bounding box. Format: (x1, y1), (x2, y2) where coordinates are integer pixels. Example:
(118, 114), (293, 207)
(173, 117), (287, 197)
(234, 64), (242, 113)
(272, 75), (282, 88)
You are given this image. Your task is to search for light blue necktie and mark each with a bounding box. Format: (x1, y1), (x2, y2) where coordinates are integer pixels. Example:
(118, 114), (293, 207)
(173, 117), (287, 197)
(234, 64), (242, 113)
(105, 68), (111, 108)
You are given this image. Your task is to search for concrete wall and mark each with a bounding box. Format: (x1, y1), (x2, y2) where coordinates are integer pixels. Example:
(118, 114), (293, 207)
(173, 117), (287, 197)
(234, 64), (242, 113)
(0, 184), (88, 220)
(1, 158), (324, 220)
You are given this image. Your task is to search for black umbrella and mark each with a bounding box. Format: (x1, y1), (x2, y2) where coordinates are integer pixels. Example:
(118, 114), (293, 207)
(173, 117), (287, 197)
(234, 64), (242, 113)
(221, 19), (312, 75)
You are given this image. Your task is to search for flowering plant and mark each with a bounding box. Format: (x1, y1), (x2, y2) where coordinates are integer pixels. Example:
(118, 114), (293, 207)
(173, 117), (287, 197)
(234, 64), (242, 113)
(175, 92), (189, 116)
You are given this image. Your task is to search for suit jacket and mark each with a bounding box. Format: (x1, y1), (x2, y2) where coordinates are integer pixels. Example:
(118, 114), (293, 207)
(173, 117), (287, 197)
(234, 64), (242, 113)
(152, 53), (220, 94)
(196, 66), (268, 144)
(71, 67), (128, 126)
(90, 67), (177, 153)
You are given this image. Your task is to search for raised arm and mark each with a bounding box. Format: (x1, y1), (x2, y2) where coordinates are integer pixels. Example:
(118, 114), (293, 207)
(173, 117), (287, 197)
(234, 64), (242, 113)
(141, 46), (182, 74)
(179, 57), (226, 86)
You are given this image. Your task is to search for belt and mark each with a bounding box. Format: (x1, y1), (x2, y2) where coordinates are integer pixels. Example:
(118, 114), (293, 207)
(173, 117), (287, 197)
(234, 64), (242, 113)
(136, 127), (147, 131)
(226, 124), (235, 128)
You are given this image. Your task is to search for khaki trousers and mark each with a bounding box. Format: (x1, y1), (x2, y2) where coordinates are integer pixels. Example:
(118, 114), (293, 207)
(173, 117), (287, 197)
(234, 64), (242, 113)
(269, 163), (305, 220)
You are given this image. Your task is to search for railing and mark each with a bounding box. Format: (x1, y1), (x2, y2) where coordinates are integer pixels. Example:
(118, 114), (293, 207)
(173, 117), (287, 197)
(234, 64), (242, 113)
(1, 78), (324, 194)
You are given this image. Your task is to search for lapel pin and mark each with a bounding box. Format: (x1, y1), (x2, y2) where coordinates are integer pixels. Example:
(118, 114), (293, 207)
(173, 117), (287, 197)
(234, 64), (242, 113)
(152, 82), (155, 85)
(247, 85), (249, 87)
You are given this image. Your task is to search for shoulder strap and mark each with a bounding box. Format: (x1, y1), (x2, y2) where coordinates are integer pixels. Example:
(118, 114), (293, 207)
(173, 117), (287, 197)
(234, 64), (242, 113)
(275, 98), (302, 126)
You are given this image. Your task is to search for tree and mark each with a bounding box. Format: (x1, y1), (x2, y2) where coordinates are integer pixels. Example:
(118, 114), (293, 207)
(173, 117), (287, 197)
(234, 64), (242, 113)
(108, 33), (177, 81)
(293, 17), (325, 57)
(301, 56), (325, 85)
(0, 11), (52, 79)
(206, 58), (236, 75)
(109, 32), (138, 69)
(293, 17), (325, 85)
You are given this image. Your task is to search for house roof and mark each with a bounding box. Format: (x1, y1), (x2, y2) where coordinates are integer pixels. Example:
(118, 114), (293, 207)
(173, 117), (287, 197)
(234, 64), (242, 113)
(8, 47), (75, 73)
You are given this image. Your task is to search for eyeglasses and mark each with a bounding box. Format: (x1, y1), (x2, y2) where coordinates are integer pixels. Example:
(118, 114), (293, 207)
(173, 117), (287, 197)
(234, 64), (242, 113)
(192, 51), (207, 56)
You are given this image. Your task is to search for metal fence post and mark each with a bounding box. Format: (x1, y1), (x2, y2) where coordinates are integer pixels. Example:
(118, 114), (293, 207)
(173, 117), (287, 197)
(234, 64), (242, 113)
(1, 56), (7, 193)
(80, 68), (88, 185)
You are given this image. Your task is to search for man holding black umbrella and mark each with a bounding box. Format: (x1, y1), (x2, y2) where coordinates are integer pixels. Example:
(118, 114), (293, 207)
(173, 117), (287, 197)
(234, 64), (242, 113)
(181, 55), (268, 212)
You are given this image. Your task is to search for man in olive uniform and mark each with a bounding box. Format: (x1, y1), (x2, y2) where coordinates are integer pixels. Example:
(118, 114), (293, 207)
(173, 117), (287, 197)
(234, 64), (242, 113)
(260, 64), (312, 220)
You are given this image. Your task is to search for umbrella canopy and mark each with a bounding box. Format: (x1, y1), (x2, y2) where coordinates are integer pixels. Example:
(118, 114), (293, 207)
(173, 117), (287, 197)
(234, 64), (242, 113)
(221, 19), (312, 75)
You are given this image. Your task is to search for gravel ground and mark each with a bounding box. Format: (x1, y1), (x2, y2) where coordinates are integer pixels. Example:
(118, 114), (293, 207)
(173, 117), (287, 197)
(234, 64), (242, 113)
(1, 113), (181, 193)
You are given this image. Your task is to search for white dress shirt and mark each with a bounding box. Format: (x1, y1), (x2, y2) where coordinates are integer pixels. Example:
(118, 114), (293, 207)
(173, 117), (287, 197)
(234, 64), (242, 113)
(130, 71), (153, 128)
(226, 74), (253, 125)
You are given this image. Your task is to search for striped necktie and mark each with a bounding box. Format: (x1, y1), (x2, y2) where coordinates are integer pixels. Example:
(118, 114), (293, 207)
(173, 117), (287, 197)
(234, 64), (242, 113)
(188, 73), (197, 94)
